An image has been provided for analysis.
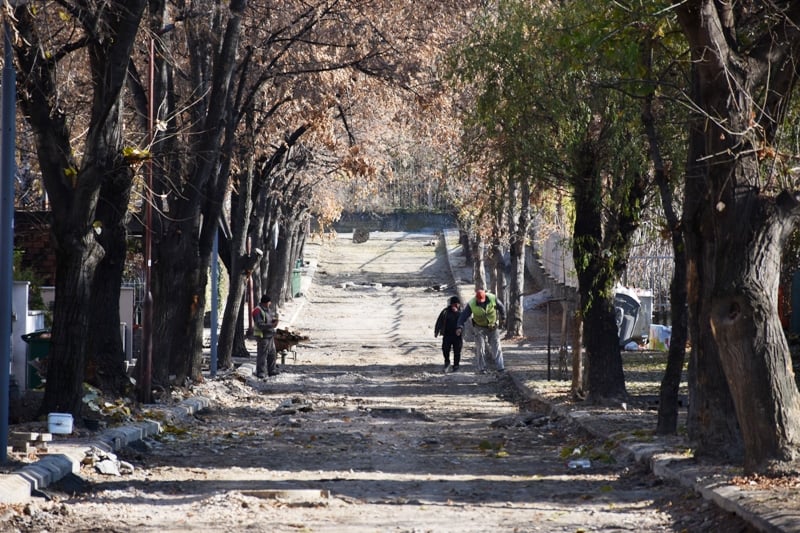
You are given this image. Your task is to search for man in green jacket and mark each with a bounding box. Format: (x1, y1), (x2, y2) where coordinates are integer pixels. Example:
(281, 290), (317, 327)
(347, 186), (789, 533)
(456, 287), (506, 373)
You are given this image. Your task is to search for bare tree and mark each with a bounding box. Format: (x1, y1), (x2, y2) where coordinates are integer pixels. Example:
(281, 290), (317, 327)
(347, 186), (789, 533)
(11, 1), (147, 416)
(676, 2), (800, 472)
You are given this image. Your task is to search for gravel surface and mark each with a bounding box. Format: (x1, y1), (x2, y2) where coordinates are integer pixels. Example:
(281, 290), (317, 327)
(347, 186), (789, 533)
(0, 231), (756, 532)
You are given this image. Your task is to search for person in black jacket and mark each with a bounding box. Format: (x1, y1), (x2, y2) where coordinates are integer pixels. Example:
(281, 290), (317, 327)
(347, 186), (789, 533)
(434, 295), (463, 373)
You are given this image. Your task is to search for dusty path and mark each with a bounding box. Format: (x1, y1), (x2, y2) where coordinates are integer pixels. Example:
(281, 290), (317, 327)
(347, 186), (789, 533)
(3, 232), (753, 532)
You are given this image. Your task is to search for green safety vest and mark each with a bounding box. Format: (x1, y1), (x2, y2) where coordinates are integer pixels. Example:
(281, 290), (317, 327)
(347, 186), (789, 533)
(253, 304), (276, 338)
(469, 294), (498, 327)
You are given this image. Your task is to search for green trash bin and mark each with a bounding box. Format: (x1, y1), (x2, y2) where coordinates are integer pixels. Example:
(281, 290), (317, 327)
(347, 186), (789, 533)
(22, 329), (51, 389)
(292, 259), (303, 298)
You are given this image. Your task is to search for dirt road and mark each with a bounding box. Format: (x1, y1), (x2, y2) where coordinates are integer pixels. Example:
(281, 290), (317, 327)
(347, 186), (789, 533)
(2, 231), (753, 532)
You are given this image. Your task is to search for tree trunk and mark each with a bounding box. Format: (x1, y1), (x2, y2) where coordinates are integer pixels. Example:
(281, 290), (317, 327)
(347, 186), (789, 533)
(684, 201), (743, 460)
(470, 234), (486, 290)
(655, 251), (688, 435)
(151, 0), (248, 385)
(490, 240), (508, 305)
(681, 119), (743, 459)
(152, 228), (206, 386)
(580, 286), (626, 403)
(485, 241), (500, 297)
(218, 273), (249, 369)
(507, 178), (531, 338)
(507, 241), (525, 337)
(88, 165), (134, 395)
(654, 210), (689, 434)
(216, 119), (260, 368)
(710, 190), (800, 473)
(233, 298), (250, 358)
(570, 306), (584, 399)
(674, 1), (800, 470)
(572, 132), (627, 404)
(42, 236), (104, 416)
(268, 220), (296, 305)
(12, 1), (146, 416)
(639, 70), (690, 436)
(215, 206), (251, 365)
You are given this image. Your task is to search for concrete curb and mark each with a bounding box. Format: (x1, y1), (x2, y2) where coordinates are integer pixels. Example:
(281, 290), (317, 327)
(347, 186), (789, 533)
(0, 396), (211, 504)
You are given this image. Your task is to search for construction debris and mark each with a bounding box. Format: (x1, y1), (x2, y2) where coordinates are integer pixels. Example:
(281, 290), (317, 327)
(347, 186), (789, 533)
(274, 328), (310, 353)
(10, 431), (52, 454)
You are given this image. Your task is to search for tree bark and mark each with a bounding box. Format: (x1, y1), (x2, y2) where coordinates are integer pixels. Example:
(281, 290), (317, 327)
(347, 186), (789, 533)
(681, 109), (742, 459)
(572, 123), (627, 404)
(88, 163), (134, 395)
(639, 65), (690, 435)
(268, 218), (296, 305)
(152, 0), (248, 384)
(470, 234), (486, 290)
(569, 306), (584, 399)
(507, 178), (530, 337)
(676, 0), (800, 470)
(216, 110), (260, 368)
(12, 2), (146, 417)
(710, 190), (800, 472)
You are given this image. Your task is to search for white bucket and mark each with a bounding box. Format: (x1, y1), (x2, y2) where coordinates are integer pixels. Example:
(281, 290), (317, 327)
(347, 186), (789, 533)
(48, 413), (73, 434)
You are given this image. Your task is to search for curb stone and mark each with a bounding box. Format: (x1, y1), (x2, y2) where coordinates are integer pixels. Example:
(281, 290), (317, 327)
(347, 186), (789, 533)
(0, 397), (211, 504)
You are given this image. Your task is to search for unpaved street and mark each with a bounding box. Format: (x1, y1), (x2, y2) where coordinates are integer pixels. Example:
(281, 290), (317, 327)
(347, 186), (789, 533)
(2, 232), (753, 532)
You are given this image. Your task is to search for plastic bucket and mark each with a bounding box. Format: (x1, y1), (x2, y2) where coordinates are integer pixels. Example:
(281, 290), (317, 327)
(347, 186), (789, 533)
(48, 413), (73, 434)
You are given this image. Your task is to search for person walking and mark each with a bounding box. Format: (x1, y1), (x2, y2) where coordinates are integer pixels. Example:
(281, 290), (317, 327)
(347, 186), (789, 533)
(456, 287), (506, 373)
(252, 294), (280, 378)
(434, 295), (463, 373)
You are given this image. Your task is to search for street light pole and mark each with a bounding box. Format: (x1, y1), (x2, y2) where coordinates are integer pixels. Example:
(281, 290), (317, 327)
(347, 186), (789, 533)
(210, 229), (218, 377)
(0, 19), (16, 464)
(139, 35), (154, 404)
(138, 21), (179, 403)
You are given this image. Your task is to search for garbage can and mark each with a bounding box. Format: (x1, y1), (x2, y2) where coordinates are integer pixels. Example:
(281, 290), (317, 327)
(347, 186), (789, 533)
(291, 260), (303, 298)
(22, 329), (51, 389)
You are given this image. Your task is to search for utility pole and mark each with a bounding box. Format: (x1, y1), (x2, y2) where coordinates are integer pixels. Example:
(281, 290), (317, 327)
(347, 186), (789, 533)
(0, 17), (17, 464)
(139, 35), (155, 404)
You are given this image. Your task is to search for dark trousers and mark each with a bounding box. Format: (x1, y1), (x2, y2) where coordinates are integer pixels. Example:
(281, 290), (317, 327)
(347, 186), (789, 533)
(441, 335), (463, 367)
(256, 336), (278, 377)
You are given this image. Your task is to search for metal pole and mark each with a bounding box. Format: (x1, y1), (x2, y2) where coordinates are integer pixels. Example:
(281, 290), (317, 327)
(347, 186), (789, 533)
(246, 236), (254, 335)
(0, 22), (16, 463)
(210, 229), (218, 377)
(139, 36), (154, 404)
(546, 300), (551, 381)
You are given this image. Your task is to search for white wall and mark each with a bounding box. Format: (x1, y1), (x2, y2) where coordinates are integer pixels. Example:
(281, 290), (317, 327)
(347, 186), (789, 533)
(11, 281), (46, 392)
(40, 285), (135, 365)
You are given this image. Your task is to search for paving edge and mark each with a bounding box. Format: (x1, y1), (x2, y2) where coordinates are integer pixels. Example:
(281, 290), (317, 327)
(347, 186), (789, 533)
(506, 368), (786, 532)
(0, 396), (212, 504)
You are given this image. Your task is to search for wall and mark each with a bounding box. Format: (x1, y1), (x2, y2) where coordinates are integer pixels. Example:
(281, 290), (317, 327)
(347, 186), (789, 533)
(14, 211), (56, 286)
(41, 286), (135, 366)
(325, 211), (457, 233)
(11, 281), (46, 392)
